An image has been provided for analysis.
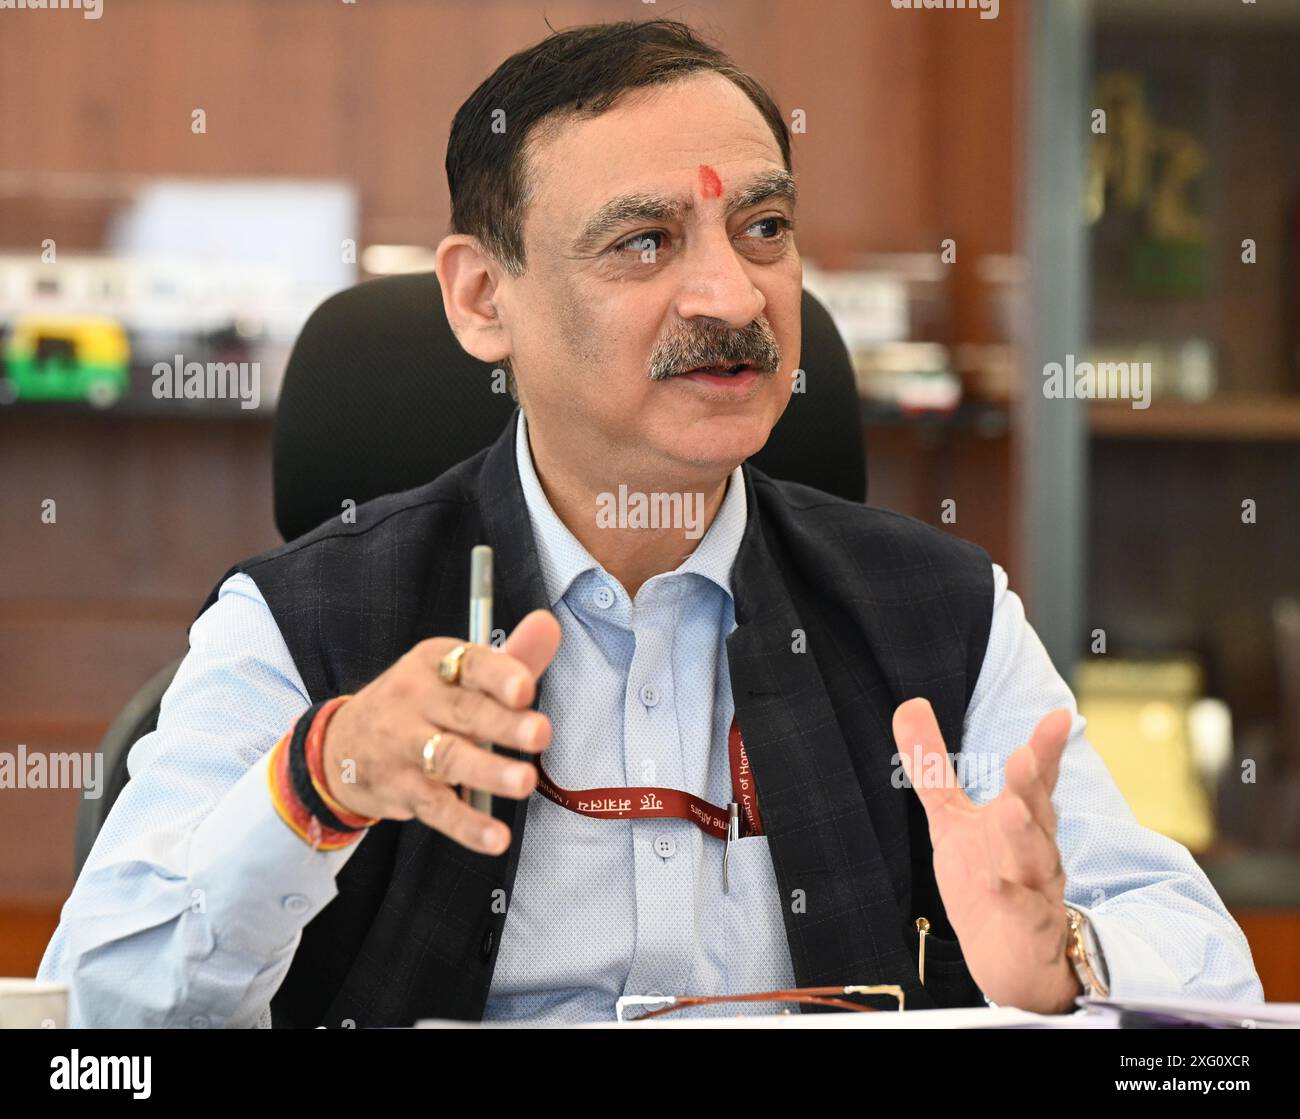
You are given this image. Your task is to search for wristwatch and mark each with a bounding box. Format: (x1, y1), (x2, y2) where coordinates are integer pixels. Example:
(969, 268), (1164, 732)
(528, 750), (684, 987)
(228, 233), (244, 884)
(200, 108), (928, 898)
(1064, 905), (1110, 999)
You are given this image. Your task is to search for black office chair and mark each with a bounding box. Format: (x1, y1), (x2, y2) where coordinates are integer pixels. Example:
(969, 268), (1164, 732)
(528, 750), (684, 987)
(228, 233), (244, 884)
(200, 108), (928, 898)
(74, 273), (867, 874)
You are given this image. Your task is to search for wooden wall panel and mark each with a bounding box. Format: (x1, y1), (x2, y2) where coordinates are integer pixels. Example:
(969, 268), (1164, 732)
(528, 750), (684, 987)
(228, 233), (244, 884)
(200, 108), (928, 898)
(0, 0), (1024, 259)
(0, 417), (277, 907)
(1234, 911), (1300, 1002)
(864, 425), (1015, 571)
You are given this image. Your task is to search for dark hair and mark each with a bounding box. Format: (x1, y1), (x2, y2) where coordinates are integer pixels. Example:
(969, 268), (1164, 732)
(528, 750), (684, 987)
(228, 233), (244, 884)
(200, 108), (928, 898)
(445, 19), (792, 278)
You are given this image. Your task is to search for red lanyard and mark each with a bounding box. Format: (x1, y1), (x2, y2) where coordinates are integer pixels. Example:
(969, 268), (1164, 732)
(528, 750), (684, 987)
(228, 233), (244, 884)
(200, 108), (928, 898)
(534, 718), (764, 841)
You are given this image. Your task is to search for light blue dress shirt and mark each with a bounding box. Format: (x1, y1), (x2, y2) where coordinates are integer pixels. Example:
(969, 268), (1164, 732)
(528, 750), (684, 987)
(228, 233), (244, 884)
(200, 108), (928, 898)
(38, 411), (1265, 1026)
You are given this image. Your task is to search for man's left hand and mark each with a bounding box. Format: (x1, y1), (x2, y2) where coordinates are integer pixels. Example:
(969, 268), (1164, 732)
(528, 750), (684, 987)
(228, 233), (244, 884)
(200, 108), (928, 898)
(892, 698), (1083, 1014)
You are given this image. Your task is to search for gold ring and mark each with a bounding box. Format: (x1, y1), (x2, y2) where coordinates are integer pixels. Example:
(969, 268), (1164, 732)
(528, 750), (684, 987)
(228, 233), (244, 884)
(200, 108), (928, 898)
(438, 643), (469, 685)
(422, 733), (446, 779)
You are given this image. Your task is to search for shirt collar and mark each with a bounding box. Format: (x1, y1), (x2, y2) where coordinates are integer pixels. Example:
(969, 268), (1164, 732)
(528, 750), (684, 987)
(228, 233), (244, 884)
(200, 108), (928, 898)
(514, 410), (746, 607)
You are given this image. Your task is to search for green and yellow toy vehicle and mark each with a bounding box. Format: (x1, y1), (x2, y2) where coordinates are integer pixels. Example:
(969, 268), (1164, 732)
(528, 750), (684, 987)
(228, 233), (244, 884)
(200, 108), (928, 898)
(0, 314), (130, 408)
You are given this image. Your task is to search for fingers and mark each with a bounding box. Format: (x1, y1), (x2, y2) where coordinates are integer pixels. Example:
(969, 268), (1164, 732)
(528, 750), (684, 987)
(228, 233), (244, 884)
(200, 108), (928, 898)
(435, 611), (562, 707)
(998, 705), (1070, 844)
(329, 614), (562, 851)
(396, 717), (543, 858)
(413, 612), (562, 753)
(892, 697), (972, 832)
(401, 775), (511, 855)
(1003, 742), (1057, 840)
(428, 684), (551, 754)
(990, 791), (1065, 891)
(413, 631), (555, 753)
(418, 728), (538, 800)
(416, 639), (534, 709)
(1027, 707), (1072, 794)
(986, 707), (1072, 889)
(501, 609), (563, 680)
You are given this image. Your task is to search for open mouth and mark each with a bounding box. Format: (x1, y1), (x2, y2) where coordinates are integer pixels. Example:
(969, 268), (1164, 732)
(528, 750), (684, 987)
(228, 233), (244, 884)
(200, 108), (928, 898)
(683, 362), (752, 377)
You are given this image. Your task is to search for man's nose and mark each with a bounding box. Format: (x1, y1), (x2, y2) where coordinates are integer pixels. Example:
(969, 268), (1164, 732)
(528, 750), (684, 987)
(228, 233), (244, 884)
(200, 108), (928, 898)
(672, 229), (766, 329)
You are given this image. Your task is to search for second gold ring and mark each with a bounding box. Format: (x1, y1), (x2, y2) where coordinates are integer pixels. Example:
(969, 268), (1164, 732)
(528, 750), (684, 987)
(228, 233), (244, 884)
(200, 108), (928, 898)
(421, 733), (446, 779)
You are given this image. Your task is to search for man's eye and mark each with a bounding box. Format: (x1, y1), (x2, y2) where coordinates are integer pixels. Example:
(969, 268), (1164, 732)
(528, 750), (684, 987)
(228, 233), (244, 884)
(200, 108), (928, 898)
(612, 231), (666, 256)
(742, 216), (795, 242)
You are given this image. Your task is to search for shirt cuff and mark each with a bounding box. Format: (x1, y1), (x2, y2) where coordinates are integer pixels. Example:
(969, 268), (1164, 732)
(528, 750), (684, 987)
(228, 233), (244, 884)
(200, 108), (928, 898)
(186, 748), (368, 962)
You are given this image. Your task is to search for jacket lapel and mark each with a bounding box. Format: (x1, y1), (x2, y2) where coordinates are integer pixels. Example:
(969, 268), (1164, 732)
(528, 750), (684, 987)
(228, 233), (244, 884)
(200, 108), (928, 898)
(366, 409), (549, 1026)
(727, 464), (923, 1005)
(474, 409), (552, 985)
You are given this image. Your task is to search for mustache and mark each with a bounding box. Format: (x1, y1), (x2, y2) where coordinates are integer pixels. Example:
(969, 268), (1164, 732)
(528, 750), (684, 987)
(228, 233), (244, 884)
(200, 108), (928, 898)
(647, 317), (782, 381)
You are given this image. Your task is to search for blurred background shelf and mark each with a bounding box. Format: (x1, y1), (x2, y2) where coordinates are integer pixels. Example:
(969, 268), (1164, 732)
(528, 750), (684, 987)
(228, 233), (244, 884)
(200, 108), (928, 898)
(1200, 853), (1300, 911)
(1091, 396), (1300, 440)
(860, 398), (1011, 436)
(1078, 0), (1300, 1000)
(0, 398), (275, 423)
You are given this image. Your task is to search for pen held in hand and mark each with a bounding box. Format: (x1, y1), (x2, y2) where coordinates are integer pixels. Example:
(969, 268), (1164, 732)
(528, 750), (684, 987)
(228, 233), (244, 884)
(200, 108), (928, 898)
(467, 545), (494, 818)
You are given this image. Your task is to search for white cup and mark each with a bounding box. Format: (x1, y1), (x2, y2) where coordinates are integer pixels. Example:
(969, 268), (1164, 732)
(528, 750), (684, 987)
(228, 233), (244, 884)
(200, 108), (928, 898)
(0, 979), (68, 1028)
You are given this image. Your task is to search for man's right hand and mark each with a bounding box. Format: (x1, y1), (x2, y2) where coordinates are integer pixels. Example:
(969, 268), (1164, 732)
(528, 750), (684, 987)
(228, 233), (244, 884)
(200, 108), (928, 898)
(319, 609), (562, 855)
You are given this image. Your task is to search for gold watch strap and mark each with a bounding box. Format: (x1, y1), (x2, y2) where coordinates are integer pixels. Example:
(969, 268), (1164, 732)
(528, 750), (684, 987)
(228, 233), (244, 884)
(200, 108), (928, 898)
(1065, 905), (1110, 998)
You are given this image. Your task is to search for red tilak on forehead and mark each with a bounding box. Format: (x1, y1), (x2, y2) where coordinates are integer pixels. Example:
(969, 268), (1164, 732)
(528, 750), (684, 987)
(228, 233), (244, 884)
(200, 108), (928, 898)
(698, 164), (723, 199)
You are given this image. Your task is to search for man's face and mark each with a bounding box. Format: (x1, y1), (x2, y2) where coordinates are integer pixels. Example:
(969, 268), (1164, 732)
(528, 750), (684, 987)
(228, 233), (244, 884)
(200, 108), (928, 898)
(500, 72), (801, 482)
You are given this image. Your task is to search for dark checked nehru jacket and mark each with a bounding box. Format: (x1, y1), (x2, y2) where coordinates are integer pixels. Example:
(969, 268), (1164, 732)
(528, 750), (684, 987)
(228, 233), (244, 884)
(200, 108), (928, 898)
(196, 410), (995, 1026)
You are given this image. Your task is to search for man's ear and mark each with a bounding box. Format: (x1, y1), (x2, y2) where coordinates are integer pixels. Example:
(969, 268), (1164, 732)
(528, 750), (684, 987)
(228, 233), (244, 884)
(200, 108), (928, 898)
(434, 234), (512, 365)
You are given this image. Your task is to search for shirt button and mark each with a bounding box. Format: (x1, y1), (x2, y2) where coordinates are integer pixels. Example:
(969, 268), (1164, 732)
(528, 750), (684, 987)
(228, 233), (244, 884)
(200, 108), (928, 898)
(282, 894), (310, 914)
(189, 1015), (209, 1029)
(593, 586), (615, 609)
(640, 684), (659, 707)
(653, 835), (676, 859)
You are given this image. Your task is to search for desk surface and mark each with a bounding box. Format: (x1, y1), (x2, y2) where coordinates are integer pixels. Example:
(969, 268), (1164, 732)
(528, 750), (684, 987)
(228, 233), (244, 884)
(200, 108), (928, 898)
(416, 1006), (1114, 1029)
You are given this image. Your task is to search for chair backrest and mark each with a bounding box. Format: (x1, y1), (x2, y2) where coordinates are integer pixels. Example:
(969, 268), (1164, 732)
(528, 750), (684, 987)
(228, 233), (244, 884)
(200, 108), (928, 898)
(76, 273), (866, 873)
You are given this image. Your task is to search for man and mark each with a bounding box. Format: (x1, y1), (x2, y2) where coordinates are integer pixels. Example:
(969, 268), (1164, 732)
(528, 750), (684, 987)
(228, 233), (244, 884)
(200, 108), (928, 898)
(40, 19), (1262, 1027)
